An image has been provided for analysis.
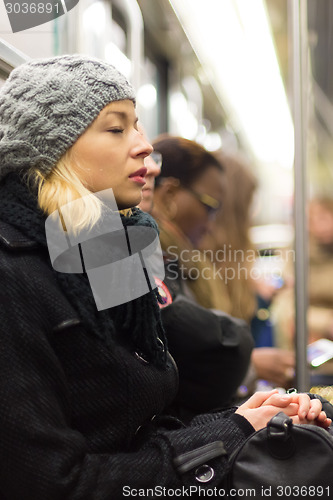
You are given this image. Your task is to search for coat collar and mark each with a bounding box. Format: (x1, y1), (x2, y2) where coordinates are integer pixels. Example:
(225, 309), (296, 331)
(0, 220), (39, 250)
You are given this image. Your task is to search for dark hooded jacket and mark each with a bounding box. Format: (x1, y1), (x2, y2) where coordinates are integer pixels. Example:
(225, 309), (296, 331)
(0, 176), (253, 499)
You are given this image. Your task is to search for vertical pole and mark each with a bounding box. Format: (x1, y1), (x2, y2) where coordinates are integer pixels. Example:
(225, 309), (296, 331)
(290, 0), (310, 392)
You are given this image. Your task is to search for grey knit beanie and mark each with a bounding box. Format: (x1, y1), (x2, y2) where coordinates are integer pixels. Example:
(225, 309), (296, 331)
(0, 54), (136, 180)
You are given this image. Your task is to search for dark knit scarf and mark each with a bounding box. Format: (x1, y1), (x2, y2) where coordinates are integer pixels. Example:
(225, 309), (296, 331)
(0, 173), (167, 368)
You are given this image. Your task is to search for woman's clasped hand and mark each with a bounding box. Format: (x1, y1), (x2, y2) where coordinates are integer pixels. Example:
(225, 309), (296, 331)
(236, 389), (332, 431)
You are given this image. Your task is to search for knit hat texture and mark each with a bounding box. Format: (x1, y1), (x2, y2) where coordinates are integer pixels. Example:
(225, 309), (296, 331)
(0, 54), (136, 180)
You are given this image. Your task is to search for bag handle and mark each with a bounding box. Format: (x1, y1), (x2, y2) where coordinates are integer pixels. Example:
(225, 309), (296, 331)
(266, 412), (296, 458)
(267, 412), (293, 441)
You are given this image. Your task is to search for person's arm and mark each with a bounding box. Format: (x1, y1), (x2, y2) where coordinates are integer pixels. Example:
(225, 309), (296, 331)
(0, 323), (254, 498)
(2, 310), (328, 500)
(0, 265), (253, 499)
(251, 347), (295, 387)
(308, 306), (333, 342)
(1, 260), (328, 499)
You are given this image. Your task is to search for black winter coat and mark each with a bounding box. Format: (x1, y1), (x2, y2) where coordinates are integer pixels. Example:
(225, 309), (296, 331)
(0, 220), (253, 500)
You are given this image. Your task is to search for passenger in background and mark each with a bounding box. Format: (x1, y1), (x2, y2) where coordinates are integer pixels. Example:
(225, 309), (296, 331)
(152, 135), (231, 309)
(273, 197), (333, 349)
(152, 137), (295, 391)
(308, 198), (333, 341)
(200, 151), (295, 389)
(200, 151), (258, 325)
(139, 134), (254, 420)
(137, 129), (162, 214)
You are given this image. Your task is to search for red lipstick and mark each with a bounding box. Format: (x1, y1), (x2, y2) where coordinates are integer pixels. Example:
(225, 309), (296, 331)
(129, 167), (147, 185)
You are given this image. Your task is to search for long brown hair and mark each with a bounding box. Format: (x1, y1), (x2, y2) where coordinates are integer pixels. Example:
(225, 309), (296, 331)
(200, 151), (258, 322)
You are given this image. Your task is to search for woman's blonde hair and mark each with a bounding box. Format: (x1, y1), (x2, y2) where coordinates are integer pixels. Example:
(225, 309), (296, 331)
(26, 149), (131, 234)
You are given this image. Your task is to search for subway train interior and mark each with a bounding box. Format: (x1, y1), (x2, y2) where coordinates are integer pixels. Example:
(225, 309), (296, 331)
(1, 0), (333, 395)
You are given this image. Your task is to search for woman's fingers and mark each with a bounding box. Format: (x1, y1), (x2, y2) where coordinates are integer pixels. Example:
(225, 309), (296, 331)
(291, 413), (330, 427)
(317, 410), (329, 422)
(289, 394), (322, 420)
(237, 390), (332, 431)
(261, 393), (292, 408)
(290, 393), (311, 419)
(241, 390), (279, 409)
(287, 393), (323, 420)
(274, 403), (299, 416)
(320, 416), (332, 429)
(314, 411), (332, 428)
(306, 398), (323, 420)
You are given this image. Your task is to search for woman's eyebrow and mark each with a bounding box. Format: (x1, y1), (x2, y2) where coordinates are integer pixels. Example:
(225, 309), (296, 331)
(103, 110), (127, 119)
(102, 111), (138, 125)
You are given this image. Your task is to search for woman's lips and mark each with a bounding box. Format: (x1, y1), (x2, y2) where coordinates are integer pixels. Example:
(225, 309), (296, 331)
(129, 167), (147, 185)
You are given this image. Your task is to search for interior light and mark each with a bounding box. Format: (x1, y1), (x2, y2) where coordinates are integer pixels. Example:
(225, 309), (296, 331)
(170, 91), (199, 139)
(137, 83), (157, 109)
(169, 0), (294, 169)
(203, 133), (222, 151)
(104, 42), (132, 79)
(82, 1), (106, 35)
(250, 224), (294, 249)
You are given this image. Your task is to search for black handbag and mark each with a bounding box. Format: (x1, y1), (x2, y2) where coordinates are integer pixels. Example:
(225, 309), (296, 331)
(227, 411), (333, 500)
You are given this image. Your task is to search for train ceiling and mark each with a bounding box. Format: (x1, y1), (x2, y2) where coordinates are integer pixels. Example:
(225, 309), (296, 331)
(138, 0), (333, 194)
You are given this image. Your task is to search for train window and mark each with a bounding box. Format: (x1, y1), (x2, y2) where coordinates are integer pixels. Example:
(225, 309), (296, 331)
(0, 66), (9, 85)
(105, 5), (132, 78)
(141, 24), (169, 137)
(169, 76), (203, 142)
(136, 57), (158, 140)
(76, 1), (128, 78)
(0, 57), (12, 83)
(110, 5), (128, 53)
(80, 1), (111, 62)
(104, 19), (131, 79)
(0, 39), (28, 84)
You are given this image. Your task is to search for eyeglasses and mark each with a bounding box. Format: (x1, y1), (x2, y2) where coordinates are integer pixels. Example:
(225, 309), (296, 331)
(185, 187), (221, 216)
(150, 151), (162, 169)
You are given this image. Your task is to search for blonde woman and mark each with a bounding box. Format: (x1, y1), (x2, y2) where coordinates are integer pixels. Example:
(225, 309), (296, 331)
(0, 56), (329, 499)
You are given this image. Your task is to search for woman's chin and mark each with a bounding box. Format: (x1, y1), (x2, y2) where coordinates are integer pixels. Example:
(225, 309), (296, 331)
(116, 195), (142, 211)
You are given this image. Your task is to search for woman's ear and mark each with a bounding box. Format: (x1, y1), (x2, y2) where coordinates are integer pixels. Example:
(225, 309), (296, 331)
(153, 177), (181, 218)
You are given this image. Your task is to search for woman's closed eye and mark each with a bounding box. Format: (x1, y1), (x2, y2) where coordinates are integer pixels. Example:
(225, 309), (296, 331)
(107, 128), (124, 134)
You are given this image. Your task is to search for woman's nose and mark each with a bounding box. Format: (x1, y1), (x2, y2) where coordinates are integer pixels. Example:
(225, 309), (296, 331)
(134, 132), (153, 158)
